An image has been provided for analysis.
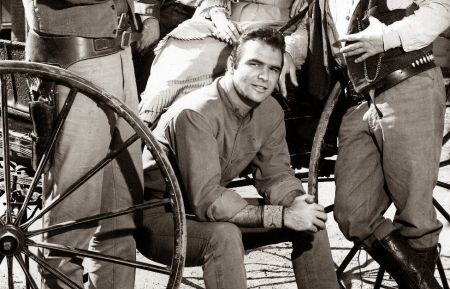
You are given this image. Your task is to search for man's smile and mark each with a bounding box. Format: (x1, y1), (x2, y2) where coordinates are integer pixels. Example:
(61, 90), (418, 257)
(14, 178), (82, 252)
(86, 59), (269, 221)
(251, 84), (268, 92)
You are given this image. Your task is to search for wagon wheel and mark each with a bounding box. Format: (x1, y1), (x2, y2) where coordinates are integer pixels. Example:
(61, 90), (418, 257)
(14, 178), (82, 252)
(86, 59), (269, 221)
(0, 60), (186, 289)
(307, 81), (341, 198)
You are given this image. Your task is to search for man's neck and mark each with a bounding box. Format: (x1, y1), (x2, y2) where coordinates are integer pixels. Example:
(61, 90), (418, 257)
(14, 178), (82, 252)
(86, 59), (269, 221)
(219, 76), (258, 118)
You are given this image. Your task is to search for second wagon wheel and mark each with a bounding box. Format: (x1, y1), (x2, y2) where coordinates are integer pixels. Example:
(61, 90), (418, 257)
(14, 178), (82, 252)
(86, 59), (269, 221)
(307, 81), (341, 198)
(0, 60), (186, 289)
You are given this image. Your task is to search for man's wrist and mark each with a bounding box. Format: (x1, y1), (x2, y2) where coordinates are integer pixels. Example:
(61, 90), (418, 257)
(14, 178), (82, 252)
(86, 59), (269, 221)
(135, 0), (160, 19)
(382, 24), (402, 51)
(262, 205), (284, 229)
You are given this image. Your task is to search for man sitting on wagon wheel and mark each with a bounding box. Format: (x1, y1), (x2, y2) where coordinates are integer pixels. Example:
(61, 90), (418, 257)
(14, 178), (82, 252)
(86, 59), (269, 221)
(136, 27), (339, 289)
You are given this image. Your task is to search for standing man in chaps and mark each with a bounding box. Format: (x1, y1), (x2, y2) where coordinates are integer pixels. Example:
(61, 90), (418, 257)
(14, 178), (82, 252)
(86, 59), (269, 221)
(21, 0), (158, 287)
(304, 0), (449, 287)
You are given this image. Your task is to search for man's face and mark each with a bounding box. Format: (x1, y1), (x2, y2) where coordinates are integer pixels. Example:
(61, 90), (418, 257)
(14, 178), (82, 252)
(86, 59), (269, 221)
(230, 40), (282, 104)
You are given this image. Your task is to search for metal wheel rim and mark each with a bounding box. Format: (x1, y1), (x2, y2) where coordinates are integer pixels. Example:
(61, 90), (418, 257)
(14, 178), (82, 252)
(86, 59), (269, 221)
(0, 60), (186, 289)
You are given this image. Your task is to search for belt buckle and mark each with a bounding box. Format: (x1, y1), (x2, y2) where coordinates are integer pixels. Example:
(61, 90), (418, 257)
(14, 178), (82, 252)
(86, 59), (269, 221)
(94, 38), (113, 51)
(120, 30), (131, 49)
(344, 82), (365, 105)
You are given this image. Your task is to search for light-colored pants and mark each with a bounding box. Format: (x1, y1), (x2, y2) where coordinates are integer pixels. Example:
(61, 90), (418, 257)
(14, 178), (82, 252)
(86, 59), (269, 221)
(41, 47), (143, 289)
(334, 67), (446, 249)
(136, 210), (339, 289)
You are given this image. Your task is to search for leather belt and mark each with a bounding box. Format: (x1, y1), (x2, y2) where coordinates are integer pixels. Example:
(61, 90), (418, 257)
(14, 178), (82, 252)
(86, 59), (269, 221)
(345, 59), (436, 106)
(26, 16), (140, 68)
(375, 60), (436, 95)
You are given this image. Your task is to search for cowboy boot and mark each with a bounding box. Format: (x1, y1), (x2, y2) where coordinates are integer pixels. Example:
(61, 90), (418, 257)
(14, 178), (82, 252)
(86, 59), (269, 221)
(398, 245), (441, 289)
(368, 230), (442, 289)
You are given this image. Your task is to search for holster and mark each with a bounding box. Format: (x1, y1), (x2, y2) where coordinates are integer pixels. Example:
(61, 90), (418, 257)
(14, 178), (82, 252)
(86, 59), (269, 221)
(29, 100), (55, 173)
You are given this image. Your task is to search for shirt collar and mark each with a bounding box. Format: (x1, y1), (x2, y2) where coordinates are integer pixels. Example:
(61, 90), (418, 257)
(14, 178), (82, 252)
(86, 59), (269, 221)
(218, 76), (255, 119)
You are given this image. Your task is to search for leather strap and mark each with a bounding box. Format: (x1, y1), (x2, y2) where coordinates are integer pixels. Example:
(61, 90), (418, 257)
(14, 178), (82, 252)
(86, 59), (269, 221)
(375, 60), (436, 95)
(345, 60), (436, 106)
(26, 28), (139, 68)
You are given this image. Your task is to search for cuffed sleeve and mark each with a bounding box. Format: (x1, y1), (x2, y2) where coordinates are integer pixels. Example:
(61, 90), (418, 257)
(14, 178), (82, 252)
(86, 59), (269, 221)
(278, 189), (303, 207)
(195, 0), (231, 18)
(382, 23), (402, 51)
(285, 16), (309, 68)
(252, 104), (306, 205)
(386, 0), (450, 51)
(167, 109), (248, 221)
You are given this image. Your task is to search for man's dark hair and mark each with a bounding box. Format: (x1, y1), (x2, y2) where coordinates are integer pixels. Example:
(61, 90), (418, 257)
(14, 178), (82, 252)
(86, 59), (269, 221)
(230, 27), (286, 68)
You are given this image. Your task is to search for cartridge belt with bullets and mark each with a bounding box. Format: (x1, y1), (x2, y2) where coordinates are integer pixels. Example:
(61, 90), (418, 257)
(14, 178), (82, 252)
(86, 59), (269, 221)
(25, 13), (140, 68)
(344, 52), (436, 107)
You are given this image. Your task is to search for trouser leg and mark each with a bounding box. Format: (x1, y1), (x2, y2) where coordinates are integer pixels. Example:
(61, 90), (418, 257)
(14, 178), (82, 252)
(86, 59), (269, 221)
(335, 68), (446, 289)
(230, 226), (339, 289)
(334, 102), (393, 246)
(85, 46), (143, 289)
(136, 211), (246, 289)
(41, 48), (142, 289)
(377, 68), (445, 249)
(290, 229), (339, 289)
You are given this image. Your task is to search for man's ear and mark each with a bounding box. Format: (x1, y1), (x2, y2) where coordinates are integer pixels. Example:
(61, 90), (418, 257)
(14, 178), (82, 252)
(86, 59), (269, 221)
(227, 55), (235, 74)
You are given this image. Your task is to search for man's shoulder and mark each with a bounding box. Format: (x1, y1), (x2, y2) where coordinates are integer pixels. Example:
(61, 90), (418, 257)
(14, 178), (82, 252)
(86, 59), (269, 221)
(175, 81), (223, 114)
(158, 81), (224, 127)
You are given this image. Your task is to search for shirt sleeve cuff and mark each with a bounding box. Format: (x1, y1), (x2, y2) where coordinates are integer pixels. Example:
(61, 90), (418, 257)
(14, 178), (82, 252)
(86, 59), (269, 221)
(206, 189), (248, 221)
(195, 0), (231, 18)
(263, 175), (305, 205)
(284, 34), (308, 69)
(382, 24), (402, 51)
(262, 205), (284, 228)
(278, 189), (303, 207)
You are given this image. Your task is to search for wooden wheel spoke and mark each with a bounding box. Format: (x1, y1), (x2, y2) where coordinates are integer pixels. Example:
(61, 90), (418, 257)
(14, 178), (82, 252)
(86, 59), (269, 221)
(15, 254), (39, 289)
(22, 247), (83, 289)
(26, 199), (170, 237)
(1, 75), (13, 224)
(7, 256), (14, 289)
(27, 240), (172, 275)
(21, 133), (139, 230)
(15, 87), (77, 225)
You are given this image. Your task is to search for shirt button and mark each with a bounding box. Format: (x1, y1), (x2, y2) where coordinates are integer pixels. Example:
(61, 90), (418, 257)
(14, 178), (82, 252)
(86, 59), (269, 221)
(346, 16), (350, 20)
(113, 29), (117, 34)
(111, 4), (115, 9)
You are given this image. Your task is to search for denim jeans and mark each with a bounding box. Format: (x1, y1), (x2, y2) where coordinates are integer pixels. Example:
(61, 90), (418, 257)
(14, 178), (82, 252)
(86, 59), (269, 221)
(135, 209), (339, 289)
(334, 67), (446, 249)
(40, 47), (143, 288)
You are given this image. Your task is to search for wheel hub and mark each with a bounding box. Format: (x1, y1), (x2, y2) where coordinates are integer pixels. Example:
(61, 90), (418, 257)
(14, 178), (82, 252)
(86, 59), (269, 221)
(0, 224), (25, 256)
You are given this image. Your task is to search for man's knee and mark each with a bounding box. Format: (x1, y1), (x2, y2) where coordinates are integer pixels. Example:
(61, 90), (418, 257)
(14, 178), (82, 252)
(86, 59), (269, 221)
(206, 222), (244, 257)
(333, 198), (357, 240)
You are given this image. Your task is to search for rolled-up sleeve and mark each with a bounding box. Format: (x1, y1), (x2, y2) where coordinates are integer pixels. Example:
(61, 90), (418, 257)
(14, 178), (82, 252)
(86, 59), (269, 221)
(285, 16), (309, 69)
(194, 0), (231, 18)
(166, 109), (248, 221)
(384, 0), (450, 51)
(252, 107), (305, 205)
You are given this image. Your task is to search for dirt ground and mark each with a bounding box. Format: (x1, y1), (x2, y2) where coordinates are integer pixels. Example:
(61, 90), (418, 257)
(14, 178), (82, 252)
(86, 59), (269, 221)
(1, 169), (449, 289)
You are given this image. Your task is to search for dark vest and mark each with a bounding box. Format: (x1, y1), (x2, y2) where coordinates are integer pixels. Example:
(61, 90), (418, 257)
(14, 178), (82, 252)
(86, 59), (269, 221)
(345, 0), (433, 93)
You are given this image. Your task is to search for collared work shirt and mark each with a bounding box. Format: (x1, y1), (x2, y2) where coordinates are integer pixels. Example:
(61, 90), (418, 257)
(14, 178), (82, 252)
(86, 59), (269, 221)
(143, 78), (304, 222)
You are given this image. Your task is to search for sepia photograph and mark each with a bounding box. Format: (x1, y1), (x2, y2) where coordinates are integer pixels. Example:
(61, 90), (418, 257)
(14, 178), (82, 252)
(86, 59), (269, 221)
(0, 0), (449, 288)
